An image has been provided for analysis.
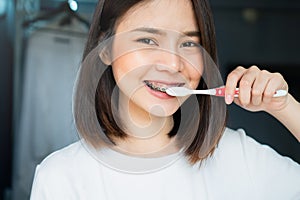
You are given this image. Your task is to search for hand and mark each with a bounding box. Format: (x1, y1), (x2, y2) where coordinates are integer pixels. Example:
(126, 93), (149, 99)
(224, 65), (289, 113)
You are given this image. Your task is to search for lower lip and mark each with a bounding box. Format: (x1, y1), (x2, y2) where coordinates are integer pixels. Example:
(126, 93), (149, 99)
(145, 85), (174, 99)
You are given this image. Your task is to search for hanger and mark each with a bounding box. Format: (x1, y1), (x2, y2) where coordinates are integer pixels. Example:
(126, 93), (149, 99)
(22, 1), (90, 28)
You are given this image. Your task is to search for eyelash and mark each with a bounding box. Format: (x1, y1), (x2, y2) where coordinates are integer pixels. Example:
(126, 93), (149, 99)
(180, 41), (199, 48)
(136, 38), (157, 45)
(136, 38), (200, 48)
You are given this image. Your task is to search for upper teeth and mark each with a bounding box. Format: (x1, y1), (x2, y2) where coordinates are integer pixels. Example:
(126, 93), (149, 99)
(145, 81), (167, 92)
(144, 81), (183, 92)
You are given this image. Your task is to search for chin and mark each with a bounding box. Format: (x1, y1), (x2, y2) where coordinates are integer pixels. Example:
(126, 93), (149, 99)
(146, 102), (180, 117)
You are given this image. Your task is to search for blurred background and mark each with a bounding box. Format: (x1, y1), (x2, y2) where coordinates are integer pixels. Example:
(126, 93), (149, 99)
(0, 0), (299, 199)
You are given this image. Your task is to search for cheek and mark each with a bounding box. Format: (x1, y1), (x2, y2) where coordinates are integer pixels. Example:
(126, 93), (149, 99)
(111, 59), (128, 84)
(190, 72), (201, 89)
(180, 51), (204, 89)
(183, 61), (203, 89)
(111, 53), (144, 83)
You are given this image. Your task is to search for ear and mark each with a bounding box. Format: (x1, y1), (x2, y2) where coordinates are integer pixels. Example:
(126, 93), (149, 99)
(99, 46), (112, 65)
(98, 31), (113, 65)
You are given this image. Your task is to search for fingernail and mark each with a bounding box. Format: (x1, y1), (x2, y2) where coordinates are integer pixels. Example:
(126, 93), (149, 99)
(225, 95), (233, 104)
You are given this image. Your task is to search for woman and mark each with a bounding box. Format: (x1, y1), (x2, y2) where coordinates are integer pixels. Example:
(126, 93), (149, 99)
(30, 0), (300, 199)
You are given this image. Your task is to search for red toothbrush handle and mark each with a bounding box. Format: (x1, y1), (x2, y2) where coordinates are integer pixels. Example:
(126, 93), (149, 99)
(214, 87), (239, 97)
(214, 87), (287, 97)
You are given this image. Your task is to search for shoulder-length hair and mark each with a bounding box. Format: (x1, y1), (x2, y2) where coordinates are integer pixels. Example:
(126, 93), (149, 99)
(73, 0), (226, 164)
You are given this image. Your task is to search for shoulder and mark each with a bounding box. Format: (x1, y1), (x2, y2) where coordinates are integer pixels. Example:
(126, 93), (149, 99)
(214, 127), (251, 156)
(38, 140), (85, 167)
(218, 127), (298, 164)
(211, 127), (300, 173)
(33, 140), (99, 181)
(219, 127), (253, 145)
(208, 127), (251, 166)
(217, 127), (245, 147)
(216, 127), (300, 198)
(216, 127), (278, 155)
(30, 140), (101, 198)
(216, 127), (297, 162)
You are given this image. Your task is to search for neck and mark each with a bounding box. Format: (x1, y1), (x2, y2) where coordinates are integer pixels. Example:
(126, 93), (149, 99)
(115, 92), (176, 155)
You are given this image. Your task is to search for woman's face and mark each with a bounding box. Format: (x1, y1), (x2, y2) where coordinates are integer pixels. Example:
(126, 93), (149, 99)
(108, 0), (202, 117)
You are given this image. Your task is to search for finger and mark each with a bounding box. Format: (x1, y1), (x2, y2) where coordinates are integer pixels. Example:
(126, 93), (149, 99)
(225, 66), (246, 104)
(238, 65), (259, 106)
(251, 70), (271, 106)
(263, 72), (288, 103)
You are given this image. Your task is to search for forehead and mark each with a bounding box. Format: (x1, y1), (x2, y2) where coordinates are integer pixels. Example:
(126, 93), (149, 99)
(115, 0), (199, 34)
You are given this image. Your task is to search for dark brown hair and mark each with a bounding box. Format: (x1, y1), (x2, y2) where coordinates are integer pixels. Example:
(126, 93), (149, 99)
(73, 0), (226, 164)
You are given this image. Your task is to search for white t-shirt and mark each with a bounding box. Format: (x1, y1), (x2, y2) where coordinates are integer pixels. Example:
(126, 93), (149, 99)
(30, 128), (300, 200)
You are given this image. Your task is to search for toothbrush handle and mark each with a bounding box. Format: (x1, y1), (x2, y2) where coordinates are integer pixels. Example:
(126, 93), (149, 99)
(214, 87), (287, 97)
(273, 90), (288, 97)
(214, 87), (239, 97)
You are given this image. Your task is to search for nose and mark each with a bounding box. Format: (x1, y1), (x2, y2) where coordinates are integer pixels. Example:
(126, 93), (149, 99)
(155, 50), (183, 73)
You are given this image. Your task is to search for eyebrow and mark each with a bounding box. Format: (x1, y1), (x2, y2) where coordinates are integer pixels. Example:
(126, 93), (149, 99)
(130, 27), (166, 35)
(130, 27), (201, 38)
(184, 31), (201, 37)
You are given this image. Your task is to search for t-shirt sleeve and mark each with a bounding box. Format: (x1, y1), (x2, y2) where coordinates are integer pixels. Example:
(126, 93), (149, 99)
(29, 155), (75, 200)
(237, 128), (300, 199)
(30, 165), (49, 200)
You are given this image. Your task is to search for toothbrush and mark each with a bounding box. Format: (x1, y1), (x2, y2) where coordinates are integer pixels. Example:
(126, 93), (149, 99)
(165, 86), (288, 97)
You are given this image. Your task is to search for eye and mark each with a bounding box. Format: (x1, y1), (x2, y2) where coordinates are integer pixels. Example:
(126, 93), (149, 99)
(136, 38), (157, 45)
(180, 41), (199, 48)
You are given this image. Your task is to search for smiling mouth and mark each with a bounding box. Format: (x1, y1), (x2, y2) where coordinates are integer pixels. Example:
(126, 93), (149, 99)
(144, 80), (184, 93)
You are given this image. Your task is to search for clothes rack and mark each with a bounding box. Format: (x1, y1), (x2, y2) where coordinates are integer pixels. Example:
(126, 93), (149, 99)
(22, 1), (90, 28)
